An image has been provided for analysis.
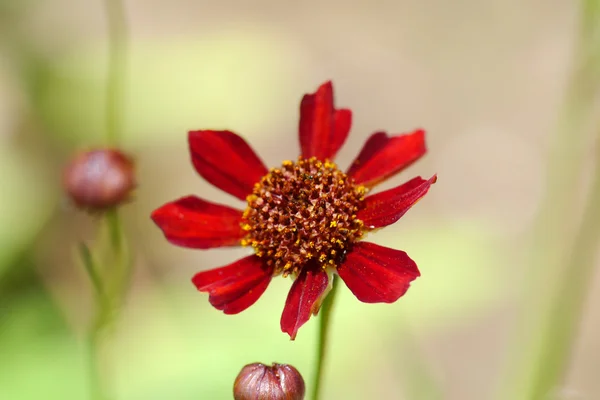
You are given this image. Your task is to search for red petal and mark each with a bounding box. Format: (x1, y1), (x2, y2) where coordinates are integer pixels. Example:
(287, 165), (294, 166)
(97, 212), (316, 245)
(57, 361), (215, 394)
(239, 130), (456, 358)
(280, 268), (331, 340)
(347, 129), (426, 187)
(357, 175), (437, 229)
(189, 130), (268, 200)
(338, 242), (420, 303)
(299, 81), (352, 161)
(192, 255), (273, 314)
(151, 196), (245, 249)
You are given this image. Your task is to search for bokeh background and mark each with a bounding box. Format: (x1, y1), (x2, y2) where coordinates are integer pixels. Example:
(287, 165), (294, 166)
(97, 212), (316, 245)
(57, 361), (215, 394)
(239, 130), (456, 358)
(1, 1), (599, 399)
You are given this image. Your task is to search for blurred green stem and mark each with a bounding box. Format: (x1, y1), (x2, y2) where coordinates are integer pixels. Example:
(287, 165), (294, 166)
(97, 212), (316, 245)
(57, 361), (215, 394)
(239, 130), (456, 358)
(87, 293), (114, 400)
(311, 278), (339, 400)
(87, 327), (108, 400)
(82, 216), (130, 400)
(79, 243), (112, 400)
(529, 132), (600, 398)
(81, 0), (129, 399)
(79, 243), (105, 297)
(105, 0), (128, 146)
(498, 0), (600, 398)
(106, 209), (122, 256)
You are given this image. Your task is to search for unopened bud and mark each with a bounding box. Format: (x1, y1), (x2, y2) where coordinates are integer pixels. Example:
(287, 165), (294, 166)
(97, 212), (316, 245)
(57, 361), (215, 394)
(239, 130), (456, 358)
(63, 148), (135, 211)
(233, 362), (305, 400)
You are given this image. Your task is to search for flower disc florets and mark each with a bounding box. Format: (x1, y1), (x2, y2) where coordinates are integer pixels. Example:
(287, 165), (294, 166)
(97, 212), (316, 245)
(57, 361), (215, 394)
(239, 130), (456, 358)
(242, 157), (367, 276)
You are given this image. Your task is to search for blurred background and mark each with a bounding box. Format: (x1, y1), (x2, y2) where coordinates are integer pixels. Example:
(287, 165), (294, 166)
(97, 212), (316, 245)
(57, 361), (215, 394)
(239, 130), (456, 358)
(1, 0), (599, 399)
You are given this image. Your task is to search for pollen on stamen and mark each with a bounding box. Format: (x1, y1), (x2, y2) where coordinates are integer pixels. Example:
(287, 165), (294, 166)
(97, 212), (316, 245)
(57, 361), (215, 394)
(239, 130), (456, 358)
(241, 157), (367, 276)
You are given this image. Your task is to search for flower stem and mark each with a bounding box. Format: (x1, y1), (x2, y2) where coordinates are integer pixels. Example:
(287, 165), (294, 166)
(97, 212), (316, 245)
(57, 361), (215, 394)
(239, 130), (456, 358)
(86, 331), (106, 400)
(86, 300), (113, 400)
(104, 0), (128, 146)
(79, 243), (105, 298)
(81, 216), (129, 400)
(528, 132), (600, 398)
(106, 208), (122, 256)
(496, 1), (600, 398)
(311, 278), (339, 400)
(79, 243), (112, 400)
(81, 0), (129, 398)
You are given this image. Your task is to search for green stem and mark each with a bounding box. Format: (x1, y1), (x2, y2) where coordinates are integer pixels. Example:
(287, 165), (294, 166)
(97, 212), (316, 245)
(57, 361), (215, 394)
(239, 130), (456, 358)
(87, 331), (105, 400)
(497, 1), (600, 398)
(81, 212), (129, 400)
(106, 208), (122, 256)
(87, 303), (112, 400)
(82, 214), (129, 400)
(104, 0), (128, 146)
(79, 242), (105, 298)
(82, 1), (129, 399)
(79, 241), (113, 400)
(311, 279), (339, 400)
(528, 139), (600, 398)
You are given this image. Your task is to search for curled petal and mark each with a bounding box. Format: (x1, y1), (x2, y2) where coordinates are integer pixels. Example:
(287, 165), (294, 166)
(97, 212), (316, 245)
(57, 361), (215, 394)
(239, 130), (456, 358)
(299, 81), (352, 161)
(192, 255), (273, 314)
(338, 242), (420, 303)
(151, 196), (245, 249)
(189, 130), (268, 200)
(358, 175), (437, 229)
(280, 267), (331, 340)
(347, 130), (426, 187)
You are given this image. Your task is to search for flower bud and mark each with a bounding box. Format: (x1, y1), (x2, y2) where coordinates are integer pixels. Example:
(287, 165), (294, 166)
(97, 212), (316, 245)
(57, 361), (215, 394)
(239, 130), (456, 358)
(233, 362), (305, 400)
(63, 148), (135, 211)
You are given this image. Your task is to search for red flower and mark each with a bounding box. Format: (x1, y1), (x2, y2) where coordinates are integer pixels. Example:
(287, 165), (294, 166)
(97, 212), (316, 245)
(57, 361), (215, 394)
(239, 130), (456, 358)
(151, 82), (436, 339)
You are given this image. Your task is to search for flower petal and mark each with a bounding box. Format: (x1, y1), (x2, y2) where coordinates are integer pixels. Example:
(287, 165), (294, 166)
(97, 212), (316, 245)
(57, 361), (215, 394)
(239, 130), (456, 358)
(347, 129), (426, 187)
(151, 196), (245, 249)
(299, 81), (352, 161)
(338, 242), (420, 303)
(280, 267), (331, 340)
(192, 255), (273, 314)
(189, 130), (268, 200)
(151, 196), (246, 249)
(357, 175), (437, 229)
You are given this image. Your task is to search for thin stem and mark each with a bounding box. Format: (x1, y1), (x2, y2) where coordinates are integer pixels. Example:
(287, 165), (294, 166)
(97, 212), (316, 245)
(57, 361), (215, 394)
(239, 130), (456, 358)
(87, 331), (105, 400)
(104, 0), (128, 145)
(106, 208), (122, 256)
(87, 305), (112, 400)
(79, 240), (112, 400)
(311, 279), (339, 400)
(82, 213), (128, 400)
(83, 215), (128, 400)
(82, 1), (128, 399)
(497, 0), (600, 400)
(79, 242), (105, 298)
(528, 139), (600, 398)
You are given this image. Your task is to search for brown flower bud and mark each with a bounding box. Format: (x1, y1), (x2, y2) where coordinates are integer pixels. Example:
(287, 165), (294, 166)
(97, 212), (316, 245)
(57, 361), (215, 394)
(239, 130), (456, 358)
(233, 362), (305, 400)
(63, 148), (135, 211)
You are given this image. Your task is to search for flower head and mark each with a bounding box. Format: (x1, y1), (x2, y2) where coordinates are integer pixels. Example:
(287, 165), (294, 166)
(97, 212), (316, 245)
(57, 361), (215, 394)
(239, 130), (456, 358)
(233, 362), (305, 400)
(63, 148), (135, 211)
(151, 81), (436, 339)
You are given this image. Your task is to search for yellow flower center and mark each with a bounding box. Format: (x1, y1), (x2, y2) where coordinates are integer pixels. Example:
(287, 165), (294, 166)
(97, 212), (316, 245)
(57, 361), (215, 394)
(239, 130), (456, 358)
(241, 157), (367, 276)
